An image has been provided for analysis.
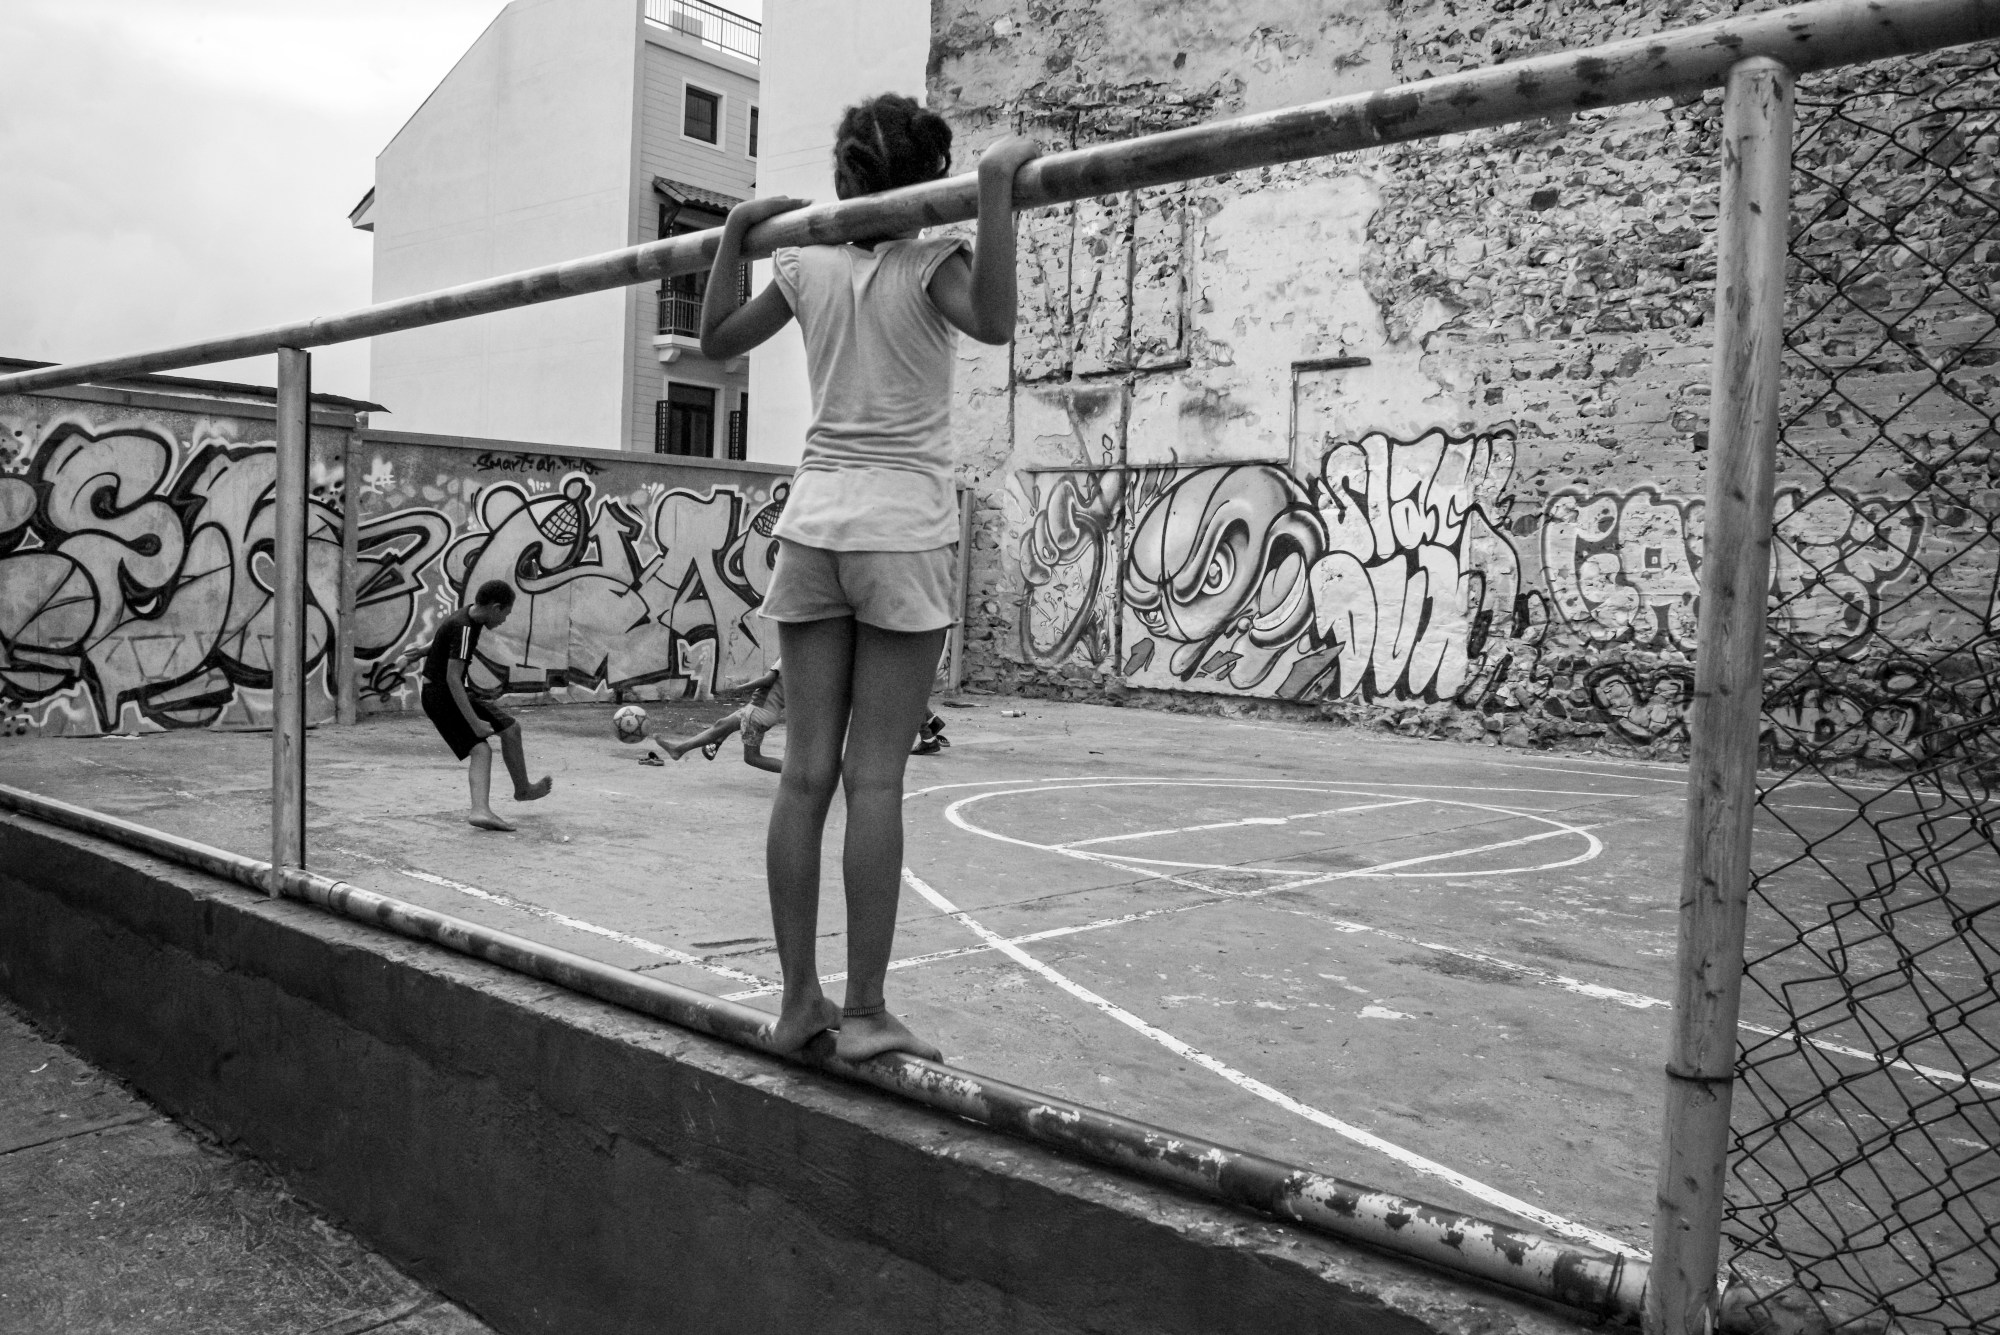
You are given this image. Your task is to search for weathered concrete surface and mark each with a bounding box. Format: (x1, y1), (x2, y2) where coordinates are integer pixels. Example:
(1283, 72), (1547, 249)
(930, 0), (2000, 784)
(0, 1001), (492, 1335)
(0, 698), (1694, 1253)
(0, 800), (1602, 1335)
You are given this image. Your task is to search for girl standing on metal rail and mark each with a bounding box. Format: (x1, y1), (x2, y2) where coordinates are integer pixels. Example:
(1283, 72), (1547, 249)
(696, 94), (1039, 1061)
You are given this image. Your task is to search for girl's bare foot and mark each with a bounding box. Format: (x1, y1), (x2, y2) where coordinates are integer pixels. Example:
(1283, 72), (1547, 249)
(835, 1008), (940, 1063)
(766, 995), (841, 1054)
(514, 776), (552, 801)
(469, 811), (516, 832)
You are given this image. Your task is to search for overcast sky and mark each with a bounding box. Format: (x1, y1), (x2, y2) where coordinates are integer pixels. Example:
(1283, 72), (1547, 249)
(0, 0), (669, 400)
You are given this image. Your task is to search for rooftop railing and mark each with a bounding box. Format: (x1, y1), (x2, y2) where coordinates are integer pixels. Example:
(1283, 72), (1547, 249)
(645, 0), (759, 64)
(3, 4), (1997, 1331)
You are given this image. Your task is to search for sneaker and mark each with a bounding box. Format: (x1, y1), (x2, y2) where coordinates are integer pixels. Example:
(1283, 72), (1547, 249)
(701, 741), (721, 760)
(911, 736), (944, 756)
(639, 751), (665, 767)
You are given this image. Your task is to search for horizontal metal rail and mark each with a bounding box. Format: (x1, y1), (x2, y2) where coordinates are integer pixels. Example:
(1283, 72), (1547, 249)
(0, 782), (1647, 1323)
(1, 0), (1994, 398)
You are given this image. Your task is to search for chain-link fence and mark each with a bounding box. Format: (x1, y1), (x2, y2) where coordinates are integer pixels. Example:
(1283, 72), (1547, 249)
(1727, 44), (2000, 1334)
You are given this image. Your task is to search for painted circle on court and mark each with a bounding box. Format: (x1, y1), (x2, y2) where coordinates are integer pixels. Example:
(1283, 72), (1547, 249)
(936, 778), (1603, 879)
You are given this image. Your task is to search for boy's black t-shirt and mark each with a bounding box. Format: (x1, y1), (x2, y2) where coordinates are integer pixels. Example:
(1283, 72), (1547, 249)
(422, 609), (481, 685)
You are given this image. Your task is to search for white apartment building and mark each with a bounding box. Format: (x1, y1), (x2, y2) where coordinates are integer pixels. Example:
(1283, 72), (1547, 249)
(352, 0), (760, 458)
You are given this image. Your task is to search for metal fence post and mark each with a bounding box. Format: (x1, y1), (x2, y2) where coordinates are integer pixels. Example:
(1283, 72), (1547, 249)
(270, 347), (311, 886)
(1647, 55), (1793, 1335)
(336, 424), (360, 727)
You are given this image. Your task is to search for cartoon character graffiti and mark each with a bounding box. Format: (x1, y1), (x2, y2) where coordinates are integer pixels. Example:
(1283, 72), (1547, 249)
(1121, 463), (1326, 690)
(1014, 467), (1128, 667)
(1113, 429), (1522, 704)
(0, 420), (448, 735)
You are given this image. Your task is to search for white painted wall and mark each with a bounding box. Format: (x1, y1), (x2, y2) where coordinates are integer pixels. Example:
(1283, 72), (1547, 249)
(629, 31), (760, 454)
(746, 0), (930, 466)
(367, 0), (644, 449)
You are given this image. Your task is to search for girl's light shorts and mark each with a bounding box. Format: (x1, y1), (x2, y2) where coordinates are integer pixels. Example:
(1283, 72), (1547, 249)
(759, 539), (958, 633)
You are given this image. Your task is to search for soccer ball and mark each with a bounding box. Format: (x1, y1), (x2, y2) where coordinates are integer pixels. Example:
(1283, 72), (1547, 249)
(612, 704), (649, 744)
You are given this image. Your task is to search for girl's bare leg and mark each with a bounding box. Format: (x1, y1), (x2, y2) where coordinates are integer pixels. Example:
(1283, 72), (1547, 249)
(835, 623), (948, 1062)
(763, 618), (854, 1052)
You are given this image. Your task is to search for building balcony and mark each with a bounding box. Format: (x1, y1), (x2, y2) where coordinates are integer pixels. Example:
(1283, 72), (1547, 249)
(655, 287), (747, 370)
(660, 290), (703, 338)
(645, 0), (759, 63)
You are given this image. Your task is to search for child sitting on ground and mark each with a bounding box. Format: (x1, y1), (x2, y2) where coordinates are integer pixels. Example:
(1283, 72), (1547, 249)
(419, 580), (553, 831)
(661, 661), (784, 773)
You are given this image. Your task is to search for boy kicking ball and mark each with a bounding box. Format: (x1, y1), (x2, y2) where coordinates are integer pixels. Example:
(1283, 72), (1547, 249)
(661, 660), (783, 773)
(420, 580), (553, 830)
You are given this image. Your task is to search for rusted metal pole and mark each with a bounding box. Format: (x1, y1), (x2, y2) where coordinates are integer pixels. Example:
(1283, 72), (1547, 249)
(948, 485), (973, 692)
(1648, 56), (1792, 1335)
(270, 348), (311, 885)
(0, 779), (1648, 1323)
(335, 426), (360, 727)
(0, 0), (1990, 397)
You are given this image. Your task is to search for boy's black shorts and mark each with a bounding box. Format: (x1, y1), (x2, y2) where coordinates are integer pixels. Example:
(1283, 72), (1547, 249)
(421, 683), (516, 760)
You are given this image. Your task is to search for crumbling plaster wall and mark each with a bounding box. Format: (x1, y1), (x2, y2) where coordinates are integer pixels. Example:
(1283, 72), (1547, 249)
(931, 0), (2000, 774)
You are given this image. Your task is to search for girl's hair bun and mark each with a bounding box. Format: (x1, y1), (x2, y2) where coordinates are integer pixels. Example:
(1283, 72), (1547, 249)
(833, 93), (954, 199)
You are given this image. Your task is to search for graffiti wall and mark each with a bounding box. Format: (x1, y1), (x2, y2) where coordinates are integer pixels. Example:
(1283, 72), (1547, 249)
(990, 427), (1962, 764)
(0, 392), (787, 737)
(351, 436), (786, 713)
(934, 11), (1999, 774)
(0, 395), (357, 737)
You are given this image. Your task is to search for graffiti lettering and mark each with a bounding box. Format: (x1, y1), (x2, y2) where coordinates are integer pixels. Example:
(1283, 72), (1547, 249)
(1544, 486), (1918, 652)
(0, 421), (445, 734)
(472, 451), (606, 476)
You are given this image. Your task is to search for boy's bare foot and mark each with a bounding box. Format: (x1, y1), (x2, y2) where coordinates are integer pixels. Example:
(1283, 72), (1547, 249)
(469, 812), (516, 832)
(514, 776), (552, 801)
(835, 1008), (941, 1063)
(664, 741), (688, 760)
(766, 995), (841, 1054)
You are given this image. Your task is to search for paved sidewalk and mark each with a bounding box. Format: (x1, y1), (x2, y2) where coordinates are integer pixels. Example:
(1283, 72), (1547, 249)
(0, 1002), (496, 1335)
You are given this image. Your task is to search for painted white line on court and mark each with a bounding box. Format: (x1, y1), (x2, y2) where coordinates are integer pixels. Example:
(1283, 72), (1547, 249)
(945, 780), (1605, 880)
(1060, 799), (1423, 849)
(901, 866), (1643, 1257)
(907, 781), (1998, 1094)
(1734, 1022), (2000, 1095)
(1071, 823), (1598, 878)
(324, 847), (771, 988)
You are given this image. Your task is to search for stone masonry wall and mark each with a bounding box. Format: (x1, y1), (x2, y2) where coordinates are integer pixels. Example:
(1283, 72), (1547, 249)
(930, 0), (2000, 778)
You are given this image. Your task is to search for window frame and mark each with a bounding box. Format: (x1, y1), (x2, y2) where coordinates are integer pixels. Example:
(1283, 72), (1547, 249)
(748, 105), (759, 159)
(658, 381), (719, 458)
(679, 80), (725, 151)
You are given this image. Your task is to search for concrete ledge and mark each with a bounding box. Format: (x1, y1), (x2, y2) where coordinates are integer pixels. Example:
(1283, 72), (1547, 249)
(0, 813), (1589, 1335)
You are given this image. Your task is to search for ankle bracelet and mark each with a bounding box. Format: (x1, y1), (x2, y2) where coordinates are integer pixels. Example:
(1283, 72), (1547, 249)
(841, 1002), (886, 1019)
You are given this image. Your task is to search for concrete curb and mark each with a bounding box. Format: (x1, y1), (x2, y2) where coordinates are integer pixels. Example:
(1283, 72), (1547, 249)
(0, 812), (1594, 1334)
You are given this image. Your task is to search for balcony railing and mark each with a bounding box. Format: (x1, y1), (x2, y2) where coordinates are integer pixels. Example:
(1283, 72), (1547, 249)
(645, 0), (759, 63)
(660, 289), (702, 338)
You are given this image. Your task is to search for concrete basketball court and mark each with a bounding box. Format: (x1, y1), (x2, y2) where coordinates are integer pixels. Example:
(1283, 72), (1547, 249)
(3, 697), (1975, 1264)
